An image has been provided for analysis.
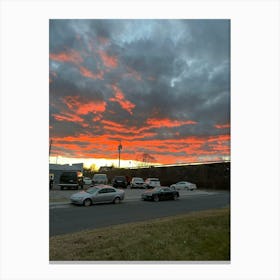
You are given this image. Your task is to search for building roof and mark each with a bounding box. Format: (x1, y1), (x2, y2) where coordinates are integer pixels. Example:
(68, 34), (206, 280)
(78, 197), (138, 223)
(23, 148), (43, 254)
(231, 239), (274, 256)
(49, 163), (83, 171)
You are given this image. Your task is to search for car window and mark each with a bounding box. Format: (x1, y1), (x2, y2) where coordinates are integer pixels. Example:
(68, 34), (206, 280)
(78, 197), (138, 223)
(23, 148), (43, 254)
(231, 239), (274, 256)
(61, 172), (75, 178)
(98, 189), (108, 194)
(106, 188), (116, 193)
(93, 174), (107, 179)
(86, 187), (99, 194)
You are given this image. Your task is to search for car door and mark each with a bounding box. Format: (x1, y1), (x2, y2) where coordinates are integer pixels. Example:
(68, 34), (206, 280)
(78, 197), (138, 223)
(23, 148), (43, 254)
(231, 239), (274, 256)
(159, 188), (169, 200)
(96, 188), (116, 203)
(165, 188), (174, 199)
(157, 189), (165, 200)
(105, 188), (117, 202)
(94, 188), (108, 203)
(177, 182), (184, 190)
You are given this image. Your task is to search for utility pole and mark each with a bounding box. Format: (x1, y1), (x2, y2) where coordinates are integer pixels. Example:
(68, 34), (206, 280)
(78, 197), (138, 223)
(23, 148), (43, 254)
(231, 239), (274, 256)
(49, 139), (53, 161)
(118, 141), (122, 168)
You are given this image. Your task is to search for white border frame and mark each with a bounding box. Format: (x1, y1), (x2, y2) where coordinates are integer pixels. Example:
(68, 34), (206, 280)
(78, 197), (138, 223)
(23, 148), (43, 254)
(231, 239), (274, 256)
(1, 1), (279, 279)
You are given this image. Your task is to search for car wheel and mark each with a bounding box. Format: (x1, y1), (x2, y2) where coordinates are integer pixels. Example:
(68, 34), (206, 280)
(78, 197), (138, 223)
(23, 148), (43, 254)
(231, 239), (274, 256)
(60, 186), (64, 190)
(173, 194), (179, 200)
(153, 195), (159, 202)
(114, 197), (121, 204)
(83, 198), (92, 207)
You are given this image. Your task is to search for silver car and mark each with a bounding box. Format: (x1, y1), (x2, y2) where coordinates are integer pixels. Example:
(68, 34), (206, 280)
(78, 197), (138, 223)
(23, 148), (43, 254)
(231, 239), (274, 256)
(70, 185), (125, 206)
(170, 181), (197, 191)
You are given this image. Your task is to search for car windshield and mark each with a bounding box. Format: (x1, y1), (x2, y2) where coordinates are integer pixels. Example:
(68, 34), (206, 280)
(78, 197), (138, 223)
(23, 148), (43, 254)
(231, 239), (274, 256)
(94, 174), (106, 179)
(86, 187), (99, 194)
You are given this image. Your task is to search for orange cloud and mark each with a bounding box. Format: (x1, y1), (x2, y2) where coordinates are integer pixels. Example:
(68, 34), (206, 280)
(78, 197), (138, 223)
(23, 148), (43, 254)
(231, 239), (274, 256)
(101, 120), (124, 129)
(50, 49), (83, 64)
(79, 66), (104, 80)
(63, 96), (106, 115)
(146, 118), (197, 128)
(215, 123), (230, 129)
(109, 85), (135, 114)
(98, 50), (118, 68)
(51, 132), (230, 165)
(77, 102), (106, 115)
(101, 126), (157, 141)
(52, 112), (84, 123)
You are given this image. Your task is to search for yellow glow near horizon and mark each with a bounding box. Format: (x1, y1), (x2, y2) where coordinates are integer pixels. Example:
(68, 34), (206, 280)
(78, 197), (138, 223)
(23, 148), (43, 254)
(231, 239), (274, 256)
(49, 156), (160, 169)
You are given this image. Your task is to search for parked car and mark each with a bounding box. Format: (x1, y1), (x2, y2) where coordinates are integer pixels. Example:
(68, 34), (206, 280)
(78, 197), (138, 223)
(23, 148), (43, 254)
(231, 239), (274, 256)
(112, 176), (128, 188)
(170, 181), (197, 191)
(130, 177), (146, 188)
(58, 171), (84, 190)
(92, 173), (108, 185)
(70, 185), (125, 206)
(144, 178), (161, 189)
(83, 177), (93, 185)
(49, 173), (54, 190)
(141, 187), (179, 202)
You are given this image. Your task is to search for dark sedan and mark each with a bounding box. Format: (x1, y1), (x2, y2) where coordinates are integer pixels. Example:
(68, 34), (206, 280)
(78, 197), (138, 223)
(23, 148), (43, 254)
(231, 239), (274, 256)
(141, 187), (179, 202)
(112, 176), (128, 188)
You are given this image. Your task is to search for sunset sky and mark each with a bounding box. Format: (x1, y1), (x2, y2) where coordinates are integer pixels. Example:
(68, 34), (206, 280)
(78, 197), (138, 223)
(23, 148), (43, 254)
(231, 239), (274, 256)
(49, 19), (230, 167)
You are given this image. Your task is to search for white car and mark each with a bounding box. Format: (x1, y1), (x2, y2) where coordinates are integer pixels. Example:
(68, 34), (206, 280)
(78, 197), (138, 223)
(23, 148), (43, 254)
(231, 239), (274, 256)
(145, 178), (161, 189)
(170, 181), (197, 191)
(83, 177), (92, 185)
(130, 177), (146, 188)
(92, 173), (108, 185)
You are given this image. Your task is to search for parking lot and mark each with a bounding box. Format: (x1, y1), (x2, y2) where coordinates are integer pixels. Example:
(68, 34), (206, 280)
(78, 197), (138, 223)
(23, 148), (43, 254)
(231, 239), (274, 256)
(49, 183), (217, 205)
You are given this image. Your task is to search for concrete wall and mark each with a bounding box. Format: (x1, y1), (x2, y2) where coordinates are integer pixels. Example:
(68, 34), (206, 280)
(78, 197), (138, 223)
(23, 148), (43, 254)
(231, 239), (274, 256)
(104, 162), (230, 190)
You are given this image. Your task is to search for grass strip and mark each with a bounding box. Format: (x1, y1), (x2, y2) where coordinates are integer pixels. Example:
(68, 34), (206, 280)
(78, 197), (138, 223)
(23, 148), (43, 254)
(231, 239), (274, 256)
(50, 208), (230, 261)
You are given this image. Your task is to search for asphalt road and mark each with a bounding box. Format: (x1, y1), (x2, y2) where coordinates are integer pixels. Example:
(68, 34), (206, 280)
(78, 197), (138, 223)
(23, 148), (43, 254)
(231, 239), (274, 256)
(50, 192), (230, 236)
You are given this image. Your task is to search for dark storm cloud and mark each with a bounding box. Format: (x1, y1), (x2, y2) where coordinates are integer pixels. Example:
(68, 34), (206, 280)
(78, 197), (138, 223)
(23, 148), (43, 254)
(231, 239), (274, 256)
(49, 19), (230, 162)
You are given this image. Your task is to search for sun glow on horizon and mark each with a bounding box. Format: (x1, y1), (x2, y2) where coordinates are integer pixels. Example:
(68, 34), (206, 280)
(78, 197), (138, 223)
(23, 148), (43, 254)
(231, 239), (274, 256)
(49, 156), (161, 170)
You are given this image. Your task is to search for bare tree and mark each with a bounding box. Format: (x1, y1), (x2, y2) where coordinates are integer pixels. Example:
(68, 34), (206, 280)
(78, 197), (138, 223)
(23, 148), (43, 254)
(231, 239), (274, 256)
(136, 153), (156, 167)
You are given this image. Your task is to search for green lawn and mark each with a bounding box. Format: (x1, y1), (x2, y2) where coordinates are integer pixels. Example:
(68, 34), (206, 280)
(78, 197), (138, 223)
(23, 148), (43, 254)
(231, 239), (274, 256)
(50, 208), (230, 261)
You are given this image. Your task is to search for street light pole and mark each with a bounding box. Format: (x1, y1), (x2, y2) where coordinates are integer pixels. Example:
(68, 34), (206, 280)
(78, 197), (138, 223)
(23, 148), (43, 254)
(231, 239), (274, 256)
(118, 141), (122, 168)
(49, 139), (52, 157)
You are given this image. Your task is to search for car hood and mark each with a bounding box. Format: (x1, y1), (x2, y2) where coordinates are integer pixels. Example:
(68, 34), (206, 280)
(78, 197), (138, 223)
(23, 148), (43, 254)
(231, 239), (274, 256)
(71, 191), (91, 199)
